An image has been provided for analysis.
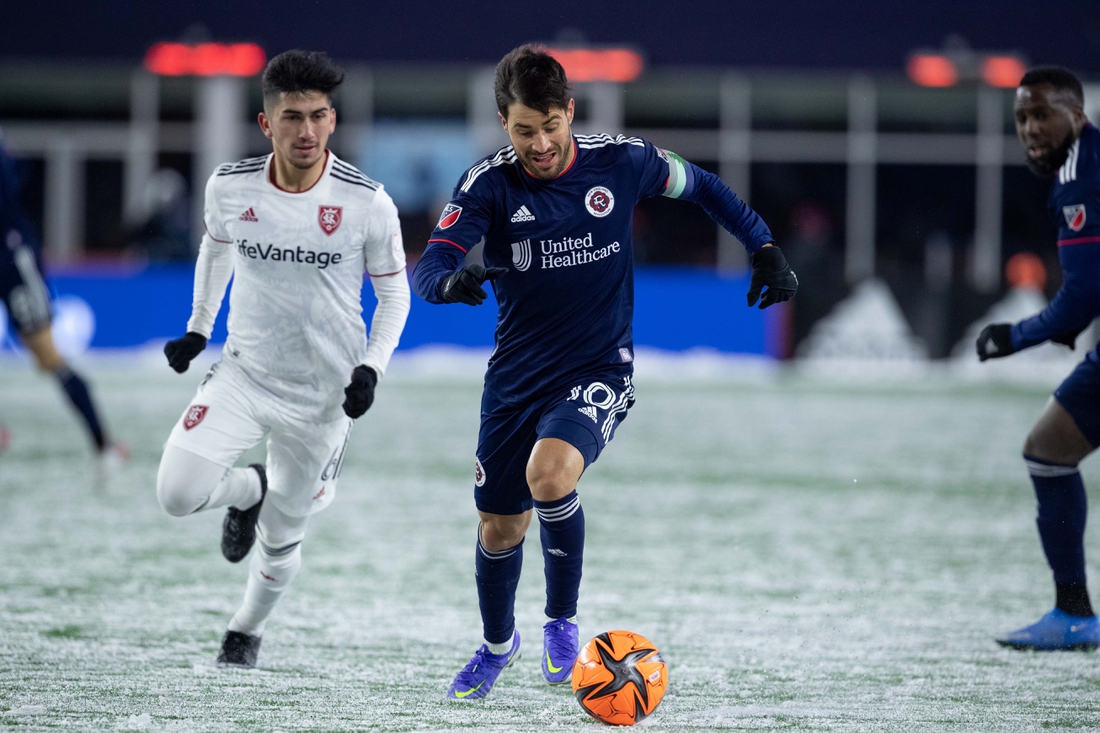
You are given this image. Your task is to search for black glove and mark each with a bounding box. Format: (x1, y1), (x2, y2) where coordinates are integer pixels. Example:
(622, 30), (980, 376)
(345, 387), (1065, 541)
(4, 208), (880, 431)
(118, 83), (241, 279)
(164, 332), (207, 373)
(440, 264), (509, 306)
(342, 365), (378, 418)
(747, 245), (798, 309)
(976, 323), (1015, 361)
(1051, 327), (1085, 350)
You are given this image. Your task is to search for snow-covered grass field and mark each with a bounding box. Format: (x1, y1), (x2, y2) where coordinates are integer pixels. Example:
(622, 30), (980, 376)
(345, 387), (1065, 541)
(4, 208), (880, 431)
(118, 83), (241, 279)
(2, 351), (1100, 731)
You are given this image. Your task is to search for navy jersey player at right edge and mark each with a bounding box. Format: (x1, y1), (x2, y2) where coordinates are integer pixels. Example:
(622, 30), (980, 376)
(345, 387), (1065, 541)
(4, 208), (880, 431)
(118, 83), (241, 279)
(412, 45), (796, 700)
(977, 66), (1100, 651)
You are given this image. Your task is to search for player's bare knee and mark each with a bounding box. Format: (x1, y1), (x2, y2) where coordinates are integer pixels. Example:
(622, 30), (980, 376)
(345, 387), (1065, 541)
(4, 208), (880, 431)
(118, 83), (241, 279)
(527, 438), (584, 502)
(1023, 431), (1053, 463)
(479, 514), (530, 551)
(527, 456), (580, 503)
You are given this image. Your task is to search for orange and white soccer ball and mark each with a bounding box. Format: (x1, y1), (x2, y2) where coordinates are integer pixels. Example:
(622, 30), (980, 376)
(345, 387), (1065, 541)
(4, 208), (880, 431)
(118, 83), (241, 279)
(571, 630), (668, 726)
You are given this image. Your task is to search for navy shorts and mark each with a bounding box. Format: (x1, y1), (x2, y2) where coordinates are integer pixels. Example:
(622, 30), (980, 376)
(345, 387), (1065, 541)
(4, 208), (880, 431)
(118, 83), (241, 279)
(1054, 347), (1100, 448)
(1, 240), (52, 335)
(474, 373), (635, 515)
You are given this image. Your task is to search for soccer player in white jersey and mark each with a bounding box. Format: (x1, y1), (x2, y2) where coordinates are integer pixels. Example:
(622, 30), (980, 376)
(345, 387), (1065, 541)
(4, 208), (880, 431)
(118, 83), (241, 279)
(155, 50), (410, 667)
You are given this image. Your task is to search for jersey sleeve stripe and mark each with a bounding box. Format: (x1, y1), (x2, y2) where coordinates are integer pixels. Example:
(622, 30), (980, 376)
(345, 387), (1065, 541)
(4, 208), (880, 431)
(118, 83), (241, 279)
(331, 172), (380, 190)
(332, 161), (379, 185)
(1057, 235), (1100, 246)
(460, 147), (517, 192)
(216, 165), (265, 177)
(427, 237), (468, 253)
(1059, 139), (1080, 184)
(368, 267), (407, 278)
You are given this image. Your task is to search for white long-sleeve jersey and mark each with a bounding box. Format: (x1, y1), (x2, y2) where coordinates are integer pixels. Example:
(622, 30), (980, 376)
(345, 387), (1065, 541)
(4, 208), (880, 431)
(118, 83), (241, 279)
(187, 151), (410, 422)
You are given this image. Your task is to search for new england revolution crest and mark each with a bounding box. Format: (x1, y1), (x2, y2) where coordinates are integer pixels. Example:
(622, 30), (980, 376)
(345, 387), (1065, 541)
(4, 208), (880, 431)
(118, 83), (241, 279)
(585, 186), (615, 218)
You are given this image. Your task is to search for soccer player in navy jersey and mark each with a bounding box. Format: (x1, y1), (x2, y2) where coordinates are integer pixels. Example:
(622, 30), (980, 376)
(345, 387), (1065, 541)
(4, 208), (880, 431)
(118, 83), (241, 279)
(412, 45), (796, 699)
(977, 66), (1100, 650)
(0, 133), (125, 484)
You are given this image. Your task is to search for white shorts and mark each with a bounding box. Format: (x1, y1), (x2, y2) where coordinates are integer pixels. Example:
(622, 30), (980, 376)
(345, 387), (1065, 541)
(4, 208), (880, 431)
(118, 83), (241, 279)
(165, 360), (353, 517)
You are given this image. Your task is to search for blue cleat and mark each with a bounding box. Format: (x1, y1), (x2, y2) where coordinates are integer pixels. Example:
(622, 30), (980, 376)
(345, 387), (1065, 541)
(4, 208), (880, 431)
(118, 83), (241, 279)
(542, 617), (579, 684)
(447, 632), (521, 700)
(995, 609), (1100, 651)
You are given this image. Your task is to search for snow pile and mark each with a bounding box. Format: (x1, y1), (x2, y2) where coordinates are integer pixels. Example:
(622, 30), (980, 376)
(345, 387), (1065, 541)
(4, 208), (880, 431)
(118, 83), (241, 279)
(796, 278), (928, 377)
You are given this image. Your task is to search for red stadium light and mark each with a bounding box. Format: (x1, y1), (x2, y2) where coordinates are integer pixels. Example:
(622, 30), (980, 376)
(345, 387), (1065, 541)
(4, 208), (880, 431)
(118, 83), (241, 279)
(981, 55), (1026, 88)
(144, 42), (266, 77)
(545, 47), (644, 83)
(907, 54), (959, 87)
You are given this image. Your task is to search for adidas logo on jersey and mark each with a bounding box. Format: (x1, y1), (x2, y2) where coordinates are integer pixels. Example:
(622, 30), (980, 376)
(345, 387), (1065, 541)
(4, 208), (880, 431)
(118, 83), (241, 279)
(510, 205), (535, 223)
(239, 207), (258, 222)
(577, 406), (598, 423)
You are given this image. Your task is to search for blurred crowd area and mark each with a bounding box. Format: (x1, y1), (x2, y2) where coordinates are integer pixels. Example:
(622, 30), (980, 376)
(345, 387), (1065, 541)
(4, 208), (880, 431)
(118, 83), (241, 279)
(0, 58), (1094, 358)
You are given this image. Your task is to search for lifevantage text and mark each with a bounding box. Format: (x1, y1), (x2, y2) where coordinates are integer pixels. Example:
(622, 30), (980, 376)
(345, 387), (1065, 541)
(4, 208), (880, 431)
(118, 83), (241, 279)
(235, 239), (343, 269)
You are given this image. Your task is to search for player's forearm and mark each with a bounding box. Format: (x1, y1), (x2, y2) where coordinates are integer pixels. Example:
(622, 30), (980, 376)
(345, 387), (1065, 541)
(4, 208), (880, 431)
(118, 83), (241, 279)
(1012, 293), (1097, 351)
(411, 242), (465, 304)
(363, 271), (411, 377)
(186, 236), (233, 338)
(678, 162), (774, 252)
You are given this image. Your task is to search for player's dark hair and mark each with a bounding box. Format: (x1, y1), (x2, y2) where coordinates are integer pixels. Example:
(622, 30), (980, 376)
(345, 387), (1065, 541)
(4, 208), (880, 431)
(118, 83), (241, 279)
(1020, 65), (1084, 105)
(494, 44), (571, 119)
(262, 50), (346, 107)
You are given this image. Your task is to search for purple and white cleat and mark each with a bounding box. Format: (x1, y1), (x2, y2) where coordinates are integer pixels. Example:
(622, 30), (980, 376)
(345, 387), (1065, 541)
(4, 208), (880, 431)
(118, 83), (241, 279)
(542, 617), (579, 684)
(447, 632), (521, 700)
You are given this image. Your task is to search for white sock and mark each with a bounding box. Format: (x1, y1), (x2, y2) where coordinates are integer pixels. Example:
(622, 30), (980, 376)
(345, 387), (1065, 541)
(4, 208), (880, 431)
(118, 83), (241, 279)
(227, 542), (301, 637)
(208, 466), (262, 511)
(485, 631), (515, 655)
(545, 615), (578, 625)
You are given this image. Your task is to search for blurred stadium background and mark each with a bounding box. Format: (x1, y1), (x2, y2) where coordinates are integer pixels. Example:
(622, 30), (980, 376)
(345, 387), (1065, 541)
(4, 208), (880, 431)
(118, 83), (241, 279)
(4, 2), (1100, 730)
(2, 0), (1099, 361)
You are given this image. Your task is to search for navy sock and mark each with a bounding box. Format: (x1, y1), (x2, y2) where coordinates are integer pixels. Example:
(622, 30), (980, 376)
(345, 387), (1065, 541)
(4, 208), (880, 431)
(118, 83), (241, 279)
(475, 529), (523, 645)
(1024, 455), (1092, 616)
(55, 365), (107, 451)
(534, 490), (584, 620)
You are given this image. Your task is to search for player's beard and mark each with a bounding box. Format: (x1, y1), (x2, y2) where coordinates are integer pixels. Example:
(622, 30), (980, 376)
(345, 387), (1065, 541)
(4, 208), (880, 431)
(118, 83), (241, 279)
(289, 149), (325, 170)
(1026, 132), (1074, 178)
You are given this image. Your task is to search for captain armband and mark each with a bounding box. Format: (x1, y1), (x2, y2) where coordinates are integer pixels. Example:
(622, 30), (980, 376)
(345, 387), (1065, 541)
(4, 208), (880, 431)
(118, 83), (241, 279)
(660, 150), (695, 199)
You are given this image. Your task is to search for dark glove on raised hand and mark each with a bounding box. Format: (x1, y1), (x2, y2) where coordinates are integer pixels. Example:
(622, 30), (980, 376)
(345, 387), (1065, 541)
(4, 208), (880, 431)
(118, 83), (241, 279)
(440, 264), (509, 306)
(1051, 327), (1085, 350)
(976, 323), (1015, 361)
(747, 245), (798, 309)
(164, 332), (207, 373)
(342, 365), (378, 418)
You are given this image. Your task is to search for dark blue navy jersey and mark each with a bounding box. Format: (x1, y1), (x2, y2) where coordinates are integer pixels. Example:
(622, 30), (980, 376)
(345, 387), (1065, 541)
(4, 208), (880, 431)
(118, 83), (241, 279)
(1, 137), (41, 266)
(412, 134), (774, 405)
(1012, 123), (1100, 350)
